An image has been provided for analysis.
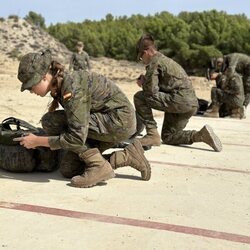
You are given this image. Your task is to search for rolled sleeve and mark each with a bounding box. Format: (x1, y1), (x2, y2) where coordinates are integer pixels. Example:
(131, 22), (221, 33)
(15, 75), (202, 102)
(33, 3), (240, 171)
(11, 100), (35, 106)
(48, 136), (61, 150)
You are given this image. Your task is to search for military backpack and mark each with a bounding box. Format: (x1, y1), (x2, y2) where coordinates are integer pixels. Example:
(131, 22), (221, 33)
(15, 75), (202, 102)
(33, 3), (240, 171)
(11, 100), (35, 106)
(0, 117), (59, 173)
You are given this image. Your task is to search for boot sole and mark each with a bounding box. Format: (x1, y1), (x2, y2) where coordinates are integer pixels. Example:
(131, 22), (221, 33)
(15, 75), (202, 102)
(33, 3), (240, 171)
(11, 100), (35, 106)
(139, 137), (161, 146)
(71, 170), (115, 188)
(133, 140), (151, 181)
(203, 125), (222, 152)
(203, 113), (219, 118)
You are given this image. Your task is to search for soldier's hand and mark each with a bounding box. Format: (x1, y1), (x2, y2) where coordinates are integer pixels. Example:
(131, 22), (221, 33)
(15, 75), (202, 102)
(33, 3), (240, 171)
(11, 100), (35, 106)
(136, 74), (145, 88)
(13, 133), (38, 149)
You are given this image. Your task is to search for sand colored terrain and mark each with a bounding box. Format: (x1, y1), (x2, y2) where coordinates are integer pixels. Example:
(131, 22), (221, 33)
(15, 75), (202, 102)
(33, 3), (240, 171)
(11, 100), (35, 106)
(0, 54), (213, 125)
(1, 17), (250, 250)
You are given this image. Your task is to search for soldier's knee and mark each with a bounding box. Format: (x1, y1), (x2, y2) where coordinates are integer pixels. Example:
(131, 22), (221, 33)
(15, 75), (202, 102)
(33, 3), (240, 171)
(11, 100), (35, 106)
(41, 112), (53, 129)
(134, 91), (144, 104)
(41, 110), (67, 135)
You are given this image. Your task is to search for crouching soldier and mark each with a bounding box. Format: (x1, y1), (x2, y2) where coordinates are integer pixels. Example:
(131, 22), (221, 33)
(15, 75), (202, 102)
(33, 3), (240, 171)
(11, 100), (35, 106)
(16, 49), (151, 188)
(209, 53), (250, 118)
(133, 34), (222, 152)
(204, 71), (245, 119)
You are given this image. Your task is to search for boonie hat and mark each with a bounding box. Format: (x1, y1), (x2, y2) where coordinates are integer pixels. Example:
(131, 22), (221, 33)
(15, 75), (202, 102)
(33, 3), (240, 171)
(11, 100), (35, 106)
(18, 49), (52, 92)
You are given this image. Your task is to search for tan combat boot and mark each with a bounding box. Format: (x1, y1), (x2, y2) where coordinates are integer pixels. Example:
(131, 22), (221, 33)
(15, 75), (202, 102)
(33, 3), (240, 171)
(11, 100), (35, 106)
(110, 139), (151, 181)
(71, 148), (115, 188)
(192, 125), (222, 152)
(203, 105), (220, 118)
(139, 128), (161, 146)
(230, 108), (242, 119)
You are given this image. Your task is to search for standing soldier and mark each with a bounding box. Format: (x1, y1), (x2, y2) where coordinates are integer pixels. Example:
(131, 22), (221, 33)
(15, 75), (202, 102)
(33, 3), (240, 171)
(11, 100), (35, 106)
(16, 49), (151, 188)
(69, 41), (91, 71)
(134, 34), (222, 152)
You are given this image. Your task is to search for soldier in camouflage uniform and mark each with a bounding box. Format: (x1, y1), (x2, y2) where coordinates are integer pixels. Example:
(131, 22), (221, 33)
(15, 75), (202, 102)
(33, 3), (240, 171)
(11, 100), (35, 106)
(69, 41), (91, 71)
(16, 49), (151, 188)
(134, 34), (222, 152)
(204, 71), (245, 119)
(210, 53), (250, 117)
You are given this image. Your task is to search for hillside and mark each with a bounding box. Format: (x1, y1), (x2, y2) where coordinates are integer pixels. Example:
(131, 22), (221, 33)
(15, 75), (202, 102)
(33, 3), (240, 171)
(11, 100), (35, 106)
(0, 17), (71, 63)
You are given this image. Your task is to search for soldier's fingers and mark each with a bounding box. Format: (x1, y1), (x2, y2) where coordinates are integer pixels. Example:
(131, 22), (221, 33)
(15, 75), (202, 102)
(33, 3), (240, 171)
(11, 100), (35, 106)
(13, 137), (23, 142)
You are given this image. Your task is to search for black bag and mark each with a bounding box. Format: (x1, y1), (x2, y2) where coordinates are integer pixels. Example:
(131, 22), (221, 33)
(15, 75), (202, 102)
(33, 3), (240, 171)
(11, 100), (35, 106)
(0, 117), (59, 173)
(0, 117), (41, 145)
(196, 98), (209, 115)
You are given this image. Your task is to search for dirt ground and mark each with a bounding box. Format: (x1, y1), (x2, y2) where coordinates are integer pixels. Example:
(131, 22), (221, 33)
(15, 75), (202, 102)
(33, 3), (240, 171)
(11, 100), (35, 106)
(1, 54), (249, 250)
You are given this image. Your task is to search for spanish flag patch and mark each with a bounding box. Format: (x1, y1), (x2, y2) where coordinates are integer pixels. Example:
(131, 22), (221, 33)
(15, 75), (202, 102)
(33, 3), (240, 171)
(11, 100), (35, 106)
(63, 92), (72, 100)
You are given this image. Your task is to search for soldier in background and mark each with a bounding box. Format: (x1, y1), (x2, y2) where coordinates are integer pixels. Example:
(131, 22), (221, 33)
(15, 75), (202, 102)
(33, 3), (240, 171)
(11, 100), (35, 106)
(134, 34), (222, 152)
(204, 71), (245, 118)
(15, 49), (151, 188)
(69, 41), (91, 71)
(210, 53), (250, 117)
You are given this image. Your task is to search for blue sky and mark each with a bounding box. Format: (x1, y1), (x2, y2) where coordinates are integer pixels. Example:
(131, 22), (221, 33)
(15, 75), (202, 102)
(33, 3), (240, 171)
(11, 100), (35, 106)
(0, 0), (249, 25)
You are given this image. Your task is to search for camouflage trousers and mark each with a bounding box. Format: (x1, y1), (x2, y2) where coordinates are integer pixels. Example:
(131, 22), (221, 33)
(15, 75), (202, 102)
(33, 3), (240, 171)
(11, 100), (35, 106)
(211, 87), (244, 115)
(211, 87), (245, 117)
(134, 90), (198, 145)
(41, 107), (136, 152)
(41, 108), (136, 177)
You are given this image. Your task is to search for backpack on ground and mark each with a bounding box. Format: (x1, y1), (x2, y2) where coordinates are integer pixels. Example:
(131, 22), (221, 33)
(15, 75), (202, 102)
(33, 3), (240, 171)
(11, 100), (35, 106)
(0, 117), (59, 173)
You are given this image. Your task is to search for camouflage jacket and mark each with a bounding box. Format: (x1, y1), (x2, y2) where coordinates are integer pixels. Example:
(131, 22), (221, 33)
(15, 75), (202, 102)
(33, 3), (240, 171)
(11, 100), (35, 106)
(143, 52), (198, 108)
(225, 53), (250, 76)
(69, 51), (91, 71)
(48, 70), (133, 152)
(216, 72), (244, 106)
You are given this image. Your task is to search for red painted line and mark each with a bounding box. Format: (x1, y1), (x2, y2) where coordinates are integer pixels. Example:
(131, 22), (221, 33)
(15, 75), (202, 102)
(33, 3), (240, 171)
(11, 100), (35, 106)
(0, 201), (249, 244)
(150, 161), (250, 175)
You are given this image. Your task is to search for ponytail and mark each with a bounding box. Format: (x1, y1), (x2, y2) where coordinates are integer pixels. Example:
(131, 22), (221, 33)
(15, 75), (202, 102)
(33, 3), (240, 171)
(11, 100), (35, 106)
(48, 61), (65, 112)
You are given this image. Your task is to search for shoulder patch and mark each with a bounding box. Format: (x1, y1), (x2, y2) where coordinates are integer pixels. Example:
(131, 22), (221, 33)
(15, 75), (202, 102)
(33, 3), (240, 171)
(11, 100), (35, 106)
(63, 92), (72, 100)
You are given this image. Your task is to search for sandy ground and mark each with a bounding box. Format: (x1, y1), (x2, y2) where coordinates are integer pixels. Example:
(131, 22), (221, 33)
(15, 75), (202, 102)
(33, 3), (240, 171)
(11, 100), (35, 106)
(0, 55), (249, 249)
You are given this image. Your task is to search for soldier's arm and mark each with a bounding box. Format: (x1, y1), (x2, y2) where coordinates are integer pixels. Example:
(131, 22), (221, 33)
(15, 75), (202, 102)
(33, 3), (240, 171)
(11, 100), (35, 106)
(224, 75), (243, 95)
(48, 80), (91, 154)
(13, 133), (49, 149)
(143, 62), (160, 97)
(227, 56), (238, 75)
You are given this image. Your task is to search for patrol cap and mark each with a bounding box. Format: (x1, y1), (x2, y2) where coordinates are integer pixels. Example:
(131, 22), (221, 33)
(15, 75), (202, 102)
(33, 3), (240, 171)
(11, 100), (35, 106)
(136, 34), (155, 60)
(18, 49), (52, 92)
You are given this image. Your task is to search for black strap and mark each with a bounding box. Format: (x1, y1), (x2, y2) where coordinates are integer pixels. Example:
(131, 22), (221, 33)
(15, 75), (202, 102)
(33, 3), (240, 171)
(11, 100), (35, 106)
(1, 117), (40, 133)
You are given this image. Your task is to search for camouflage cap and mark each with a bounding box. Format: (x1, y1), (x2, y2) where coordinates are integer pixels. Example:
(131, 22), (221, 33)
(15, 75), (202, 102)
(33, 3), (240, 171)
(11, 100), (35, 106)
(18, 49), (52, 92)
(135, 34), (155, 60)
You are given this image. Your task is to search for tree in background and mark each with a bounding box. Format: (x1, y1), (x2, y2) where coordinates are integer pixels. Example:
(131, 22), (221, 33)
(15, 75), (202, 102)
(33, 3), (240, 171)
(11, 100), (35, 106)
(46, 10), (250, 75)
(24, 11), (46, 29)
